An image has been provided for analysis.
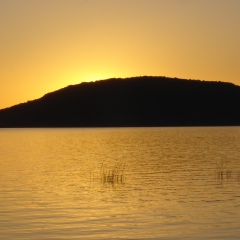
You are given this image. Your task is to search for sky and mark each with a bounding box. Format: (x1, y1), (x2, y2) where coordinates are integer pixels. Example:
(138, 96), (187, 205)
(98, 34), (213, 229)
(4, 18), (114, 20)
(1, 0), (240, 109)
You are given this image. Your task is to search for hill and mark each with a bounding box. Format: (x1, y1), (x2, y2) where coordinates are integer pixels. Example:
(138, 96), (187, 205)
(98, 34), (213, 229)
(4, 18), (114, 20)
(0, 76), (240, 127)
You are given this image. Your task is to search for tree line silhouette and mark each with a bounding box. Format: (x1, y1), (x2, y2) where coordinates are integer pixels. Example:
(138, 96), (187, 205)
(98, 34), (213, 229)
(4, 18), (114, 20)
(0, 76), (240, 127)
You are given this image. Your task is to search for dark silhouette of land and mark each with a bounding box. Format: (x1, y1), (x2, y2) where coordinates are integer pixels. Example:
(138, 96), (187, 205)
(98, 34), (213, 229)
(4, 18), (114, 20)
(0, 76), (240, 127)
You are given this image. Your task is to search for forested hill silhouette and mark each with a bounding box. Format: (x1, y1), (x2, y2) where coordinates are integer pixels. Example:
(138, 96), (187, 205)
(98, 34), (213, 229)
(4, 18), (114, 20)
(0, 76), (240, 127)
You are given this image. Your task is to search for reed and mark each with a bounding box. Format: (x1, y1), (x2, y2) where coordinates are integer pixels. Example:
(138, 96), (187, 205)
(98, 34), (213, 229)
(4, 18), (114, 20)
(100, 161), (126, 183)
(216, 160), (232, 180)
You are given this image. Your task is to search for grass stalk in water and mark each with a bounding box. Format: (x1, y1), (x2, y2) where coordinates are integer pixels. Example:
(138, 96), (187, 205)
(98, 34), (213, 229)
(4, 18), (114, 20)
(216, 160), (234, 180)
(100, 161), (126, 183)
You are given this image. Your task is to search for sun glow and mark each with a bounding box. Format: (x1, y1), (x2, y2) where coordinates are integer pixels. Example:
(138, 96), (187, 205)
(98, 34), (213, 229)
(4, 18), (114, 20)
(81, 74), (112, 83)
(75, 70), (122, 84)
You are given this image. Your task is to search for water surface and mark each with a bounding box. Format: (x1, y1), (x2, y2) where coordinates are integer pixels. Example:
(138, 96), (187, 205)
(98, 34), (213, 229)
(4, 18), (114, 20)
(1, 127), (240, 239)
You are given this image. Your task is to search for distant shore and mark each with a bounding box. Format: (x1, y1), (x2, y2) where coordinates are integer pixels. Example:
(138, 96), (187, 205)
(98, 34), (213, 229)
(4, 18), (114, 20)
(0, 76), (240, 127)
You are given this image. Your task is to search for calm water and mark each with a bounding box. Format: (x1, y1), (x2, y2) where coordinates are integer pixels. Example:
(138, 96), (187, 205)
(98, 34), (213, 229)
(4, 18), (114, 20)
(1, 127), (240, 239)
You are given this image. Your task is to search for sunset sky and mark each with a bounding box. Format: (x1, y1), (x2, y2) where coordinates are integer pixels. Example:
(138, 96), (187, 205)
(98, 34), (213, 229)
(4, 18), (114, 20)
(1, 0), (240, 109)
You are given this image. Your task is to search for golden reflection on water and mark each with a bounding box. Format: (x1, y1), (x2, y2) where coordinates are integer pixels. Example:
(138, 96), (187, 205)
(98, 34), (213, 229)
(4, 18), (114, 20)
(1, 127), (240, 239)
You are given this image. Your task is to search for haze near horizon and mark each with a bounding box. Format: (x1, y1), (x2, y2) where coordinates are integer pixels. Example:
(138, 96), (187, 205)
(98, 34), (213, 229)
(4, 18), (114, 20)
(1, 0), (240, 109)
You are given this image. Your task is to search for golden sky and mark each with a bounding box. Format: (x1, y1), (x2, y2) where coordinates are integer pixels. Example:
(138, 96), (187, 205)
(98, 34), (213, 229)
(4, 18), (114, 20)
(1, 0), (240, 109)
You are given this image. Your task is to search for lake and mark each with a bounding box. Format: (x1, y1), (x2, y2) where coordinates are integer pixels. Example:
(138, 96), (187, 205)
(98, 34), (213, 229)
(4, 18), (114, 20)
(1, 127), (240, 239)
